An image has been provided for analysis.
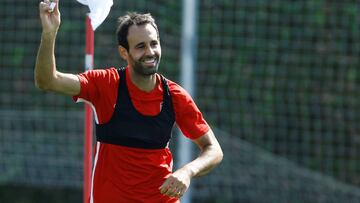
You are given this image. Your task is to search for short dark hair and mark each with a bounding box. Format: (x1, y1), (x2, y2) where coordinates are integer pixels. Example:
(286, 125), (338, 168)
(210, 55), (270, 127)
(116, 12), (159, 51)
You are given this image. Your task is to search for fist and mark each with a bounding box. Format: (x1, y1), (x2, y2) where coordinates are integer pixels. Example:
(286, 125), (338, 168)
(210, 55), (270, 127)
(39, 0), (61, 34)
(159, 169), (192, 199)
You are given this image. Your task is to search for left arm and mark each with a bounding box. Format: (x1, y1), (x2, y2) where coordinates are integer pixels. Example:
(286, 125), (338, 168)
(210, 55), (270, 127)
(182, 129), (223, 177)
(159, 128), (223, 198)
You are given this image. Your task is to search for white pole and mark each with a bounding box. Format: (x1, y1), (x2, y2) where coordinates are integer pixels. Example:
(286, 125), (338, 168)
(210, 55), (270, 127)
(178, 0), (198, 202)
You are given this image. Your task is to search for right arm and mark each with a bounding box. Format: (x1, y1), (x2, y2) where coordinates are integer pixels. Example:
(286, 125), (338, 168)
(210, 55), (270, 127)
(35, 0), (80, 96)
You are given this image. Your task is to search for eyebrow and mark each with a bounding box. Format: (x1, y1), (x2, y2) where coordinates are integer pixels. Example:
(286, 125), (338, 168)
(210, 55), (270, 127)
(134, 42), (145, 48)
(134, 40), (158, 48)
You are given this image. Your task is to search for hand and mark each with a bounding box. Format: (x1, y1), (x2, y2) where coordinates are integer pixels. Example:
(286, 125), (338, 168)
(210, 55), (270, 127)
(159, 168), (192, 199)
(39, 0), (61, 34)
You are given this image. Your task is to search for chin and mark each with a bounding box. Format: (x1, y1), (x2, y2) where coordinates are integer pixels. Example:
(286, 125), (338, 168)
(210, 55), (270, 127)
(144, 63), (159, 73)
(144, 67), (158, 75)
(133, 61), (159, 76)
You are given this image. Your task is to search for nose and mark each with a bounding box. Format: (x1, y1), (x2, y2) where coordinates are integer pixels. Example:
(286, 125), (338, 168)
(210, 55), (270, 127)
(145, 45), (155, 56)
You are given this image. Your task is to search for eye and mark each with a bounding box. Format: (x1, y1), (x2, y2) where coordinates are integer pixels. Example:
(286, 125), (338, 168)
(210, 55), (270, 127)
(150, 41), (159, 47)
(135, 43), (145, 49)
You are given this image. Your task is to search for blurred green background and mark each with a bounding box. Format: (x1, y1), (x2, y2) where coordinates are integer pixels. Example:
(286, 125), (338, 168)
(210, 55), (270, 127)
(1, 0), (360, 202)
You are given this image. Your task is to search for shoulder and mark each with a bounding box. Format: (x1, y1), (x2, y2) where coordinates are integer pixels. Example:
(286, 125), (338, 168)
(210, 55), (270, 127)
(78, 67), (119, 80)
(165, 77), (209, 139)
(166, 79), (191, 99)
(77, 67), (120, 87)
(165, 78), (196, 107)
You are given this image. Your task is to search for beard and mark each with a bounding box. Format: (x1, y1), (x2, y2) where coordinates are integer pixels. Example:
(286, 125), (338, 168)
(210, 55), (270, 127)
(130, 54), (161, 76)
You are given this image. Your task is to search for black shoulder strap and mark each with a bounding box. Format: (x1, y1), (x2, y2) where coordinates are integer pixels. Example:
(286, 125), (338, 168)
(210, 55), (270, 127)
(160, 75), (171, 96)
(118, 67), (126, 86)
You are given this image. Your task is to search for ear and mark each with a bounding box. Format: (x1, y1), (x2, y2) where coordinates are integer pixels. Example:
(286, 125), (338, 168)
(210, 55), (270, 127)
(118, 46), (128, 61)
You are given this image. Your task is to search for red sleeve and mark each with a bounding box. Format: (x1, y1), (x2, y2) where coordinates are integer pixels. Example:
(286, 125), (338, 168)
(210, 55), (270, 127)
(73, 67), (119, 124)
(169, 81), (210, 140)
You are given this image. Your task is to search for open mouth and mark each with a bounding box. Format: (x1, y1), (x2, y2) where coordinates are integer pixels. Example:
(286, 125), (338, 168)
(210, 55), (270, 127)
(142, 57), (157, 66)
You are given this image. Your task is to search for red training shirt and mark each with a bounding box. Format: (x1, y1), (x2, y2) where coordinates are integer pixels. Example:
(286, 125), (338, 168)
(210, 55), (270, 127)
(73, 67), (209, 203)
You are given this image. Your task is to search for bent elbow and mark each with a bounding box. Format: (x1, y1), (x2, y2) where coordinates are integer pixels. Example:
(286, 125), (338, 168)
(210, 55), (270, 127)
(34, 77), (51, 91)
(35, 82), (47, 91)
(217, 146), (224, 164)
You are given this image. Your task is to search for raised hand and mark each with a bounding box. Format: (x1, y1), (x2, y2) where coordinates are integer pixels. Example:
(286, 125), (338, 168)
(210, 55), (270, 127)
(39, 0), (60, 34)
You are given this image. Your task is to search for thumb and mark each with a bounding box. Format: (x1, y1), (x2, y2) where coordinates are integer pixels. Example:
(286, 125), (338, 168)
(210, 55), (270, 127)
(52, 0), (60, 15)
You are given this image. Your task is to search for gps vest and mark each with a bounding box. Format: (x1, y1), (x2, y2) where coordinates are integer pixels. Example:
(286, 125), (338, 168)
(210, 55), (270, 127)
(96, 68), (175, 149)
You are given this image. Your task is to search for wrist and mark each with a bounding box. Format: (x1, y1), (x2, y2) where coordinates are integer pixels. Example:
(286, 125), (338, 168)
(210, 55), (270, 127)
(182, 165), (196, 178)
(41, 30), (58, 40)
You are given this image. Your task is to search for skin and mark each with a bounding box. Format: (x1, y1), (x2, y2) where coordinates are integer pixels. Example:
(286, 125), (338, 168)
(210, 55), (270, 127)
(35, 0), (223, 199)
(118, 23), (161, 92)
(35, 0), (80, 95)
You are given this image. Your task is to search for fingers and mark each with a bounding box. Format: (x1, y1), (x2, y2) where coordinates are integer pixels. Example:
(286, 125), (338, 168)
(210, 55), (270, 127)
(53, 0), (60, 15)
(159, 176), (187, 198)
(39, 1), (52, 14)
(39, 0), (59, 13)
(159, 178), (171, 194)
(39, 1), (49, 13)
(174, 188), (185, 199)
(171, 187), (185, 198)
(38, 0), (61, 33)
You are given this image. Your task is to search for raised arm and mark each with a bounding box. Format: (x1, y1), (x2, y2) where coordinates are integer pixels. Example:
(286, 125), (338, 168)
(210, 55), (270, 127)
(35, 0), (80, 96)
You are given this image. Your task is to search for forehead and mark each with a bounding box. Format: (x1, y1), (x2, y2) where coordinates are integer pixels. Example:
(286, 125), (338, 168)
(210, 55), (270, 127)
(127, 24), (158, 46)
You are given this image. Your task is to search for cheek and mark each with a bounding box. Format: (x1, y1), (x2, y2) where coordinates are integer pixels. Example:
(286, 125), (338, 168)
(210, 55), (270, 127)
(156, 47), (161, 56)
(129, 51), (143, 61)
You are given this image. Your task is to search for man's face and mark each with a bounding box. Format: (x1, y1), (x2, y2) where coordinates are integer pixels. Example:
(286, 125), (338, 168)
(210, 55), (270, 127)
(126, 23), (161, 76)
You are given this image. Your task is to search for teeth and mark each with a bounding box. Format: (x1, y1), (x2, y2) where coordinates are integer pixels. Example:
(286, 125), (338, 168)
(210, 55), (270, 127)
(144, 58), (155, 63)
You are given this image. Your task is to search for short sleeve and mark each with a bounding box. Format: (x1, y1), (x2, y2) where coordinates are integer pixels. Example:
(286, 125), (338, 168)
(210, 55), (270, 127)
(73, 67), (119, 124)
(169, 82), (210, 140)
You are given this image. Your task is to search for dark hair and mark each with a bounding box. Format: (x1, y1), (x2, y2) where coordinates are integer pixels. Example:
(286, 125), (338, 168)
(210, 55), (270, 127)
(116, 12), (159, 51)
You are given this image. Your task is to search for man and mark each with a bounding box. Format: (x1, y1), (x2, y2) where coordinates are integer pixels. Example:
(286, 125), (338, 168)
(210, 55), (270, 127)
(35, 0), (223, 202)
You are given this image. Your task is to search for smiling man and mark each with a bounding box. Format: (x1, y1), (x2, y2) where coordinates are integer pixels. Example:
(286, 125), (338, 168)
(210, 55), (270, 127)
(124, 23), (161, 76)
(35, 0), (223, 202)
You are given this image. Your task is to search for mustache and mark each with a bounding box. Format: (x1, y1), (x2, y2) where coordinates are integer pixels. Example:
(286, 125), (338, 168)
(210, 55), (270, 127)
(141, 55), (159, 61)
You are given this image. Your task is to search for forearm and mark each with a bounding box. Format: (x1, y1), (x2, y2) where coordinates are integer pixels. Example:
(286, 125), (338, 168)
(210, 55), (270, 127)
(160, 139), (222, 198)
(35, 31), (58, 90)
(182, 143), (223, 178)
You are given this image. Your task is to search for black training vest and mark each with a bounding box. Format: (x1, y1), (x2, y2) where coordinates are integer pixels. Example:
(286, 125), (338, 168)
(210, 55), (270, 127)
(96, 68), (175, 149)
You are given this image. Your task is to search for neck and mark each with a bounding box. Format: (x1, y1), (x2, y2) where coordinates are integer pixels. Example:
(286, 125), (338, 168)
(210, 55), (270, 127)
(128, 68), (157, 92)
